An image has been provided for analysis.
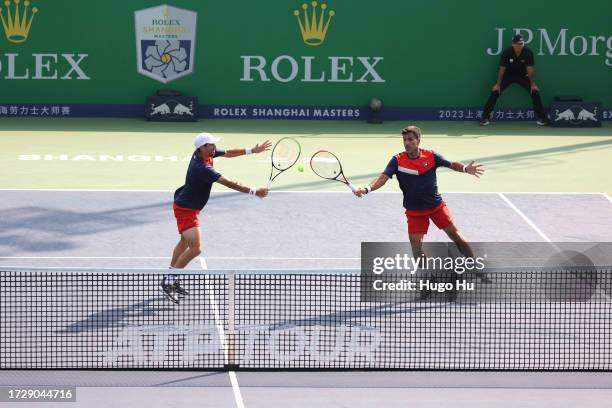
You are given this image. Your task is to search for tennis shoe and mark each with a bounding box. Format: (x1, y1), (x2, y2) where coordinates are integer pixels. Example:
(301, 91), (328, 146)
(160, 277), (180, 304)
(476, 272), (492, 284)
(418, 288), (432, 301)
(173, 280), (189, 297)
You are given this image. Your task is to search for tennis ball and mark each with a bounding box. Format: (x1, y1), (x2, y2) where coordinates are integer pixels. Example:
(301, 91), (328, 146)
(297, 163), (305, 172)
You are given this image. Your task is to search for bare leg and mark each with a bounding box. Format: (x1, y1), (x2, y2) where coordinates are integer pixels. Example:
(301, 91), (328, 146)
(161, 228), (201, 303)
(408, 233), (426, 258)
(170, 236), (188, 268)
(442, 223), (474, 258)
(174, 227), (202, 269)
(443, 223), (490, 283)
(409, 233), (435, 300)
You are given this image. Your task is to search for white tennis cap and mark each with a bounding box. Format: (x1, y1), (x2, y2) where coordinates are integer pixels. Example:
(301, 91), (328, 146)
(194, 132), (221, 148)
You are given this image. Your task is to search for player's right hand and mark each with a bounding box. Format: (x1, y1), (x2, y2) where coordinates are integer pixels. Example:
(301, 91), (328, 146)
(492, 83), (501, 92)
(354, 188), (366, 197)
(256, 188), (269, 198)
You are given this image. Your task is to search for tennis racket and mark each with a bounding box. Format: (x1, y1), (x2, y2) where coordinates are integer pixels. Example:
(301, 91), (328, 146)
(310, 150), (357, 193)
(268, 137), (301, 188)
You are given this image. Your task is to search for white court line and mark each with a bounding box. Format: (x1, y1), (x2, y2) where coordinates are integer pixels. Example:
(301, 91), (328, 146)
(227, 371), (244, 408)
(0, 188), (176, 192)
(486, 192), (606, 195)
(0, 188), (608, 195)
(200, 257), (209, 270)
(0, 256), (172, 260)
(500, 193), (612, 301)
(200, 257), (244, 408)
(602, 193), (612, 204)
(498, 193), (552, 243)
(195, 256), (359, 260)
(0, 256), (360, 260)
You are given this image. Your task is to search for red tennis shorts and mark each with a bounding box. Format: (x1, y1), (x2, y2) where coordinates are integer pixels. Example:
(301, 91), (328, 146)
(173, 203), (200, 234)
(405, 202), (453, 234)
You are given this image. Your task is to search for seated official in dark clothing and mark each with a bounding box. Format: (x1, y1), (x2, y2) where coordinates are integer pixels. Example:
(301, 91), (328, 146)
(480, 34), (549, 126)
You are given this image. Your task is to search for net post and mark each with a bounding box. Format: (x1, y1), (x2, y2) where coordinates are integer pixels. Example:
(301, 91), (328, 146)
(224, 270), (238, 370)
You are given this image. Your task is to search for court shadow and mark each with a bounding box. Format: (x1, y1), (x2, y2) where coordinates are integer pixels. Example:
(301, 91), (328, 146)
(62, 298), (172, 333)
(0, 201), (169, 253)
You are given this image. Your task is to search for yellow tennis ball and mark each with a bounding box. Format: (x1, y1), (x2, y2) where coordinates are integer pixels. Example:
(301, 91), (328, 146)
(297, 163), (305, 172)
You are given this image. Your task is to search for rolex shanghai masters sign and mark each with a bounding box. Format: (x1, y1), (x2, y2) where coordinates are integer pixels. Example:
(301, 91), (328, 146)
(135, 5), (197, 83)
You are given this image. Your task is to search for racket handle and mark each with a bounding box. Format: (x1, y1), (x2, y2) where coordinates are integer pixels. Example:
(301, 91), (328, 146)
(266, 180), (272, 189)
(347, 183), (357, 193)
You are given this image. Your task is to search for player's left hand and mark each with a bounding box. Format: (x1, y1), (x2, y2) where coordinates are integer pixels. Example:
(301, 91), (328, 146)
(530, 83), (539, 94)
(252, 140), (272, 154)
(465, 161), (485, 178)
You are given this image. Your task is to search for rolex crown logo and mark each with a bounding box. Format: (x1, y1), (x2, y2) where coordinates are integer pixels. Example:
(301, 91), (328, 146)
(0, 0), (38, 44)
(293, 1), (334, 47)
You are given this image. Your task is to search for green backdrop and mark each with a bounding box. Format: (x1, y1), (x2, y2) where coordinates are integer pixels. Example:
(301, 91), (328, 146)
(1, 0), (610, 107)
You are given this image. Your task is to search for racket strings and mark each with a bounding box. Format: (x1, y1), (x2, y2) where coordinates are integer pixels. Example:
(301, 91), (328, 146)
(271, 139), (301, 171)
(310, 151), (342, 180)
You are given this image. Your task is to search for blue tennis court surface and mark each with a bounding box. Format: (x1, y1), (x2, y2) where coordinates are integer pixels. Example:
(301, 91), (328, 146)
(1, 191), (611, 269)
(1, 190), (611, 408)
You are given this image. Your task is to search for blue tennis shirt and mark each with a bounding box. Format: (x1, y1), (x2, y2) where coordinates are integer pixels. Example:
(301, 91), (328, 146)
(174, 148), (225, 210)
(383, 149), (451, 211)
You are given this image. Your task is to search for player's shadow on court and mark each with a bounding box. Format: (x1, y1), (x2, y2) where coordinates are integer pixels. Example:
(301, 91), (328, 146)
(473, 139), (612, 164)
(0, 202), (170, 253)
(267, 301), (454, 331)
(62, 297), (174, 333)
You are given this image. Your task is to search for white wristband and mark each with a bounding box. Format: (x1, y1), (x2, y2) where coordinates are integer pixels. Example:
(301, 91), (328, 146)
(462, 165), (467, 173)
(245, 148), (252, 155)
(248, 187), (256, 196)
(365, 186), (372, 194)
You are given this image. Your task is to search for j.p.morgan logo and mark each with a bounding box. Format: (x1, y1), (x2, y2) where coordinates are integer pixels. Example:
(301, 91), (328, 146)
(488, 28), (612, 67)
(135, 5), (197, 83)
(240, 0), (384, 84)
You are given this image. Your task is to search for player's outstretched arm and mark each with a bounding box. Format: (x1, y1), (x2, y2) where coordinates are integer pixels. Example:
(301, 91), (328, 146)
(224, 140), (272, 158)
(450, 161), (485, 178)
(355, 174), (390, 197)
(217, 176), (269, 198)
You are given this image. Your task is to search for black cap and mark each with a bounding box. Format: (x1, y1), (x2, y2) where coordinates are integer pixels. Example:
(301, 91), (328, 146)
(512, 34), (525, 44)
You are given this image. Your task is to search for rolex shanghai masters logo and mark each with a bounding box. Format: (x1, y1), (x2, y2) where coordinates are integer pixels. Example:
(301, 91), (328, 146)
(0, 0), (38, 44)
(293, 1), (334, 46)
(135, 5), (197, 83)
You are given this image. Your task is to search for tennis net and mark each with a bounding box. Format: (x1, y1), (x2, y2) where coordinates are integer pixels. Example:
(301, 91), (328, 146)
(1, 267), (610, 370)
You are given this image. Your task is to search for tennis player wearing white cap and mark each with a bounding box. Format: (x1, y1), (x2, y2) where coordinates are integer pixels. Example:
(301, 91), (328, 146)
(161, 132), (271, 304)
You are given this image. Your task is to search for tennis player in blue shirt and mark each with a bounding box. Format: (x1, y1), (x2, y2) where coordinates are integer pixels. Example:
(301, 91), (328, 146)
(356, 126), (487, 267)
(161, 132), (271, 304)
